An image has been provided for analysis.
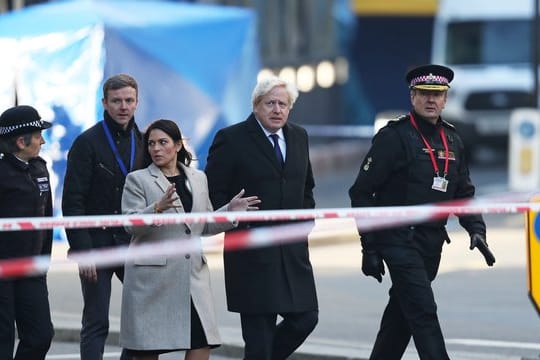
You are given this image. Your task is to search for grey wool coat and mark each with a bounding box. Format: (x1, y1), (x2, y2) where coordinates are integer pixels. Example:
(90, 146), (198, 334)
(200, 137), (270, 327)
(120, 162), (233, 351)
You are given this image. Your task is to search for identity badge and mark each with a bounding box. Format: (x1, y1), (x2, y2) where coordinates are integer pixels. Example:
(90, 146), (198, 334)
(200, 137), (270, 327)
(36, 176), (50, 194)
(432, 176), (448, 192)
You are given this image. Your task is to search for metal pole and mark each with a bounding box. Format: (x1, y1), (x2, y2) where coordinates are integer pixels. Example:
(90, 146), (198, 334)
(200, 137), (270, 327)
(13, 0), (23, 10)
(534, 0), (539, 108)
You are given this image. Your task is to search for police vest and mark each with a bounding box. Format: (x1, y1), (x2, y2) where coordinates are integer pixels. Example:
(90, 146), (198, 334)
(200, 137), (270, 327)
(376, 115), (465, 208)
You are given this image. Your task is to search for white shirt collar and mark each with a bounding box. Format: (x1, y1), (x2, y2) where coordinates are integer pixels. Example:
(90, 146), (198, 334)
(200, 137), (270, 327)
(14, 154), (29, 165)
(254, 117), (284, 140)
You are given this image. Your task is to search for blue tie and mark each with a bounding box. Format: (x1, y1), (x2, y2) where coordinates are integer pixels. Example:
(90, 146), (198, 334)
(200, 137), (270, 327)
(269, 134), (284, 167)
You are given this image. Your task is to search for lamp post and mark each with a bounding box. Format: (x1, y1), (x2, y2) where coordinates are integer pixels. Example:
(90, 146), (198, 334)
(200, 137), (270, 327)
(534, 0), (539, 108)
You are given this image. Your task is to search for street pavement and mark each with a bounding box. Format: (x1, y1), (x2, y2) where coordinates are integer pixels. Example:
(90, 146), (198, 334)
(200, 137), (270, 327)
(42, 140), (540, 359)
(47, 220), (540, 360)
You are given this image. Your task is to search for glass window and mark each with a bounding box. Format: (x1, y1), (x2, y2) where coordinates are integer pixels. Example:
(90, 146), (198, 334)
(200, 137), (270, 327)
(445, 19), (532, 65)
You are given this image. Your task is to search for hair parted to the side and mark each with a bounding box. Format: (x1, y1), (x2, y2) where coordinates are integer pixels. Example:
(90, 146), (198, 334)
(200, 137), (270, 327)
(251, 76), (299, 110)
(103, 73), (138, 99)
(143, 119), (193, 167)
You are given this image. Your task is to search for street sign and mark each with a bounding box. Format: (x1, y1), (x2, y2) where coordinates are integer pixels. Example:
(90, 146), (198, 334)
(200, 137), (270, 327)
(509, 109), (540, 191)
(526, 196), (540, 315)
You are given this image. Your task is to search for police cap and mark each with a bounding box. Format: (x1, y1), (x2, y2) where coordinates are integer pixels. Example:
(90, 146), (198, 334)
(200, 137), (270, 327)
(0, 105), (51, 137)
(406, 64), (454, 91)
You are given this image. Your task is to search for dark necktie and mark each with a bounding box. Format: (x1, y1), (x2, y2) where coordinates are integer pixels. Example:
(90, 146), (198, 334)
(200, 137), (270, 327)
(269, 134), (284, 167)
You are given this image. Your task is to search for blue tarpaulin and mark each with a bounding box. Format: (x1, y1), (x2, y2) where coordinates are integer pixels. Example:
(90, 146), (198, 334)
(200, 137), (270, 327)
(0, 0), (260, 235)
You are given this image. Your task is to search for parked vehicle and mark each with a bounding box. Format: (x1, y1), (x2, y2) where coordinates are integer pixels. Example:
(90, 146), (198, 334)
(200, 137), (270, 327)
(432, 0), (536, 158)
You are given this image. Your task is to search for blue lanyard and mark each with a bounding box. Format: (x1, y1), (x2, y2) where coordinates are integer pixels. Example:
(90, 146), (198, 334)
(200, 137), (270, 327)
(101, 120), (135, 177)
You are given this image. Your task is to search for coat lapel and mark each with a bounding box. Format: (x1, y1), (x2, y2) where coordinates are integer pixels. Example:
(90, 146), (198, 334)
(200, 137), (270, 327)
(148, 162), (184, 213)
(282, 123), (292, 171)
(148, 163), (171, 194)
(179, 163), (204, 212)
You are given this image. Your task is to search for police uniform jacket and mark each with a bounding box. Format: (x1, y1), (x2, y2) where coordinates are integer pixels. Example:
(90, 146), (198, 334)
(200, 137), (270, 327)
(62, 113), (144, 252)
(349, 111), (486, 250)
(205, 113), (318, 314)
(0, 153), (52, 260)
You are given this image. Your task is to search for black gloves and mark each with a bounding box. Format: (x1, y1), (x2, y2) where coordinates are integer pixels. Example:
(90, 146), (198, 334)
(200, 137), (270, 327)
(470, 233), (496, 267)
(362, 249), (385, 283)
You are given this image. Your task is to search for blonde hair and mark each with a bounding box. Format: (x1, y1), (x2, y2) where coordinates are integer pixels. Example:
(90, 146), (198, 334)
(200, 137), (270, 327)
(251, 76), (299, 110)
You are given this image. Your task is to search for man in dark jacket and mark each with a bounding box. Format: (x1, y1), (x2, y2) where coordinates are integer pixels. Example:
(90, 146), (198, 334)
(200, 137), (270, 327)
(205, 76), (318, 360)
(62, 74), (145, 360)
(349, 64), (496, 360)
(0, 105), (54, 360)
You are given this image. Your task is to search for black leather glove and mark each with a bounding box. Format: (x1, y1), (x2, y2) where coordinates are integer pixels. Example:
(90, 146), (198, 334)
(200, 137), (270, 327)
(362, 249), (385, 283)
(470, 233), (496, 267)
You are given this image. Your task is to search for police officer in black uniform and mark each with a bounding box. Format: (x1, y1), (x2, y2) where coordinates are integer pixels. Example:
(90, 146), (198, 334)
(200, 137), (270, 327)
(349, 64), (496, 360)
(0, 105), (54, 360)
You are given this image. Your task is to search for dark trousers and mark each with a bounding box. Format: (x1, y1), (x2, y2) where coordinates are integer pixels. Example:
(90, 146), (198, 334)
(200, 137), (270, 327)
(0, 276), (54, 360)
(79, 265), (131, 360)
(370, 244), (449, 360)
(240, 310), (318, 360)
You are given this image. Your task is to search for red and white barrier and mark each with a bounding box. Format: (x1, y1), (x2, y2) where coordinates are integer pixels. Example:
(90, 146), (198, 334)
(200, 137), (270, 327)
(0, 201), (534, 233)
(0, 191), (535, 278)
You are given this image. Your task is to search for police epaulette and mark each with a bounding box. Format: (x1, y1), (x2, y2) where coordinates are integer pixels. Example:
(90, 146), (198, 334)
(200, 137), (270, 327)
(441, 120), (455, 130)
(386, 114), (408, 126)
(34, 156), (47, 164)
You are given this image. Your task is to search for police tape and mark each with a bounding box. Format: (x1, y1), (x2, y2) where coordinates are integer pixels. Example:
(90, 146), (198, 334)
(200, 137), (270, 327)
(0, 196), (534, 233)
(0, 221), (315, 278)
(0, 192), (536, 278)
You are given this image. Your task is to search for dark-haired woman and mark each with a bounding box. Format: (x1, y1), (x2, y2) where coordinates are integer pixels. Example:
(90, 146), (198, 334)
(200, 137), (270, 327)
(120, 119), (260, 360)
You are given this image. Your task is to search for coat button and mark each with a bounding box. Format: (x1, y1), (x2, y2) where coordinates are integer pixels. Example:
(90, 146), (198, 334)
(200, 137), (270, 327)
(185, 254), (190, 259)
(185, 228), (191, 235)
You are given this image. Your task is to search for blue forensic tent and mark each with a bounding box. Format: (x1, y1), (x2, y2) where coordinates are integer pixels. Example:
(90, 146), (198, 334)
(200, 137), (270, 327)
(0, 0), (259, 224)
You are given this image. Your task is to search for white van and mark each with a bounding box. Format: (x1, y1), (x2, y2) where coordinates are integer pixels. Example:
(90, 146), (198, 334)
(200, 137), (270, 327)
(431, 0), (535, 156)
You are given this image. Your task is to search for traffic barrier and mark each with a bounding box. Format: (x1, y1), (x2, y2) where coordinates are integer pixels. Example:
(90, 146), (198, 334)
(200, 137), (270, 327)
(0, 191), (534, 278)
(0, 193), (534, 233)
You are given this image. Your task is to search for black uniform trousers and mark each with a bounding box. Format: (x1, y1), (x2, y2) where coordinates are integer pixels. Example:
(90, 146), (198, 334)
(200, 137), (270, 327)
(0, 276), (54, 360)
(79, 264), (131, 360)
(240, 310), (318, 360)
(370, 227), (450, 360)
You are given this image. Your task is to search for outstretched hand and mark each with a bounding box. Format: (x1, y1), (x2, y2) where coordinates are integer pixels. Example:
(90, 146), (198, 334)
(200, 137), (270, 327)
(227, 189), (261, 212)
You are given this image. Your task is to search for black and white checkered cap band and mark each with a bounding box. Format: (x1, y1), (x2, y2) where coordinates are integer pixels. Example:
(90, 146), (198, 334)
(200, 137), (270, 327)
(0, 119), (44, 135)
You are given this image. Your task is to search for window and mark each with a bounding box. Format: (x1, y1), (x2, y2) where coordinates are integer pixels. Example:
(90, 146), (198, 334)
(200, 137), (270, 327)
(446, 19), (532, 65)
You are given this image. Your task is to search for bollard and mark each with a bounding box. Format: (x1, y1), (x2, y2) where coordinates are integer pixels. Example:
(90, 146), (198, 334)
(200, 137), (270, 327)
(525, 195), (540, 316)
(509, 108), (540, 191)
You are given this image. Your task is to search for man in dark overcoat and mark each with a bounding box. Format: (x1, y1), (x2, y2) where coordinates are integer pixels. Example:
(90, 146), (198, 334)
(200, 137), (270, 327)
(205, 76), (318, 360)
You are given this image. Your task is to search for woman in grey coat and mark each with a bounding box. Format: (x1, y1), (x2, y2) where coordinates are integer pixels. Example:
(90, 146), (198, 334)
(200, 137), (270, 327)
(120, 119), (260, 360)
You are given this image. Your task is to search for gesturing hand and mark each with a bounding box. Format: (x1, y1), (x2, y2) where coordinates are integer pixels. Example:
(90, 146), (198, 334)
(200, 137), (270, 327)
(155, 183), (181, 213)
(227, 189), (261, 211)
(470, 233), (496, 267)
(362, 249), (385, 283)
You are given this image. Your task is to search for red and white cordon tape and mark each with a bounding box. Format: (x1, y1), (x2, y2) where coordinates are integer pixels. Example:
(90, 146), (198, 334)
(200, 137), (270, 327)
(0, 191), (536, 279)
